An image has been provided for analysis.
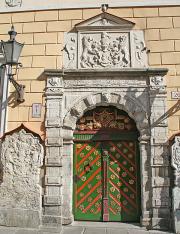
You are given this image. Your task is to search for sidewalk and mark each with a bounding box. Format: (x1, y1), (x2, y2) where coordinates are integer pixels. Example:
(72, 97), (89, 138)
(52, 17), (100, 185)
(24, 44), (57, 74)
(0, 222), (174, 234)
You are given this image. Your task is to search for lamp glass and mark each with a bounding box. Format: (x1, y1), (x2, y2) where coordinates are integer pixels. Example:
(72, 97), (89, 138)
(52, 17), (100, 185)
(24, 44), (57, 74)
(2, 40), (24, 65)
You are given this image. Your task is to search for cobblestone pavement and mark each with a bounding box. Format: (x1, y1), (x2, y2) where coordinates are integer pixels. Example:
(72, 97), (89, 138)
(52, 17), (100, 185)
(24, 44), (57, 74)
(0, 222), (174, 234)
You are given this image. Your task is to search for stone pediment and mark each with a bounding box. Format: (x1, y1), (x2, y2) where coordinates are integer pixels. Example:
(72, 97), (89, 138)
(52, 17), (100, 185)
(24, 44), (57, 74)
(63, 12), (148, 70)
(75, 12), (135, 30)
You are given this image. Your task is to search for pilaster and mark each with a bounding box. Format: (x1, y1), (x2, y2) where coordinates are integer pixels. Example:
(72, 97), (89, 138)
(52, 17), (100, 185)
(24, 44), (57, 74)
(43, 76), (64, 227)
(149, 75), (170, 230)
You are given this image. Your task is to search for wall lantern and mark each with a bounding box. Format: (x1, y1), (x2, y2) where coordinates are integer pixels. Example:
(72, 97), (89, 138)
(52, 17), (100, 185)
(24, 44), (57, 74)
(1, 25), (25, 102)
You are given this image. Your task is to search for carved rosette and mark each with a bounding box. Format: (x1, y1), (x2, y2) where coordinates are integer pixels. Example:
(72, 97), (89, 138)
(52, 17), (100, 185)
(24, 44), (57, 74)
(0, 129), (43, 209)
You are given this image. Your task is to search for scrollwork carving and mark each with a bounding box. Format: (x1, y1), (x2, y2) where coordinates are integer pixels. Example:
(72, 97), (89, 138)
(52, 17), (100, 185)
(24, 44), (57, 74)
(48, 77), (63, 87)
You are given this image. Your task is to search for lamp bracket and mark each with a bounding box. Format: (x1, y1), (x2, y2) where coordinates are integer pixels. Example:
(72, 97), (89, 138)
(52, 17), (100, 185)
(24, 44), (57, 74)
(9, 75), (25, 103)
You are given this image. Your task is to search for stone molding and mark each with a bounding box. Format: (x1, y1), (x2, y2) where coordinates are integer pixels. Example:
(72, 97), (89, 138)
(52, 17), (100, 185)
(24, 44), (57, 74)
(0, 0), (180, 13)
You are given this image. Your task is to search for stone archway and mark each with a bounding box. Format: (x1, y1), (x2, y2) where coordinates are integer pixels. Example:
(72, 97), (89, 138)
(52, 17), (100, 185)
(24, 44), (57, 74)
(73, 105), (141, 222)
(61, 91), (149, 225)
(44, 68), (170, 230)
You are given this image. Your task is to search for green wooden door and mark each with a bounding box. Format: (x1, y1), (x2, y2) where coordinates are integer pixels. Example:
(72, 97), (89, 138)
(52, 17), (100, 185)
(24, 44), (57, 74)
(73, 139), (141, 222)
(74, 141), (103, 221)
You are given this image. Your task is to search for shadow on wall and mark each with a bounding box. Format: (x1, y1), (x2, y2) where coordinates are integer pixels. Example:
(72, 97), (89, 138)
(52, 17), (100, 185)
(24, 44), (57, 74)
(7, 91), (20, 108)
(152, 100), (180, 129)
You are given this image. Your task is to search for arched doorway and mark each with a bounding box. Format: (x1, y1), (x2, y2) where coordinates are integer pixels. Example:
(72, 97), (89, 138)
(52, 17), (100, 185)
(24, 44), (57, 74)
(73, 106), (141, 222)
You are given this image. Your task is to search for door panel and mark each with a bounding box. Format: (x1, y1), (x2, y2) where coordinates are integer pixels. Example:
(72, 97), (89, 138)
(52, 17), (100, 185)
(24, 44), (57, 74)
(73, 140), (140, 222)
(74, 142), (103, 221)
(107, 141), (140, 222)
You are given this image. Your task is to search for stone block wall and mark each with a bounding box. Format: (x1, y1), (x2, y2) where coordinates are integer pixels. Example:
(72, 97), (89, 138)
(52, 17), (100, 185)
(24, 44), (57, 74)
(0, 6), (180, 138)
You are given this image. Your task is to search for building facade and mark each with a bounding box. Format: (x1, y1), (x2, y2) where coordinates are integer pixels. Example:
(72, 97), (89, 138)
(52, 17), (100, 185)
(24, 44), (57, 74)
(0, 0), (180, 233)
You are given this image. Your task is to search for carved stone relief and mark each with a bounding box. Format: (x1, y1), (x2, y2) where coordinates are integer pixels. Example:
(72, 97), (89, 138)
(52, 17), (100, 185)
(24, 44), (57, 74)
(5, 0), (22, 7)
(63, 13), (147, 69)
(150, 76), (166, 93)
(172, 136), (180, 172)
(79, 32), (130, 69)
(171, 136), (180, 233)
(63, 33), (77, 69)
(0, 129), (43, 209)
(131, 31), (148, 68)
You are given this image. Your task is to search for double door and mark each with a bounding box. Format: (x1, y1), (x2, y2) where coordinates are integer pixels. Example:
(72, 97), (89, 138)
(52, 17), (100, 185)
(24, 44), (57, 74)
(73, 139), (141, 222)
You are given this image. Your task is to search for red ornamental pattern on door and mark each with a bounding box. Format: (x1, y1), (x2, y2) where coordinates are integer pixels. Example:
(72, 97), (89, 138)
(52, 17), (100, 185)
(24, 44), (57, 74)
(74, 142), (103, 221)
(74, 140), (140, 222)
(73, 107), (140, 222)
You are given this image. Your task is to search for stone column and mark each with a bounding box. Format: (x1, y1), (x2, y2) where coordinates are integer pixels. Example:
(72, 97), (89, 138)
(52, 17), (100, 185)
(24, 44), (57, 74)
(171, 136), (180, 234)
(149, 75), (170, 230)
(43, 77), (64, 227)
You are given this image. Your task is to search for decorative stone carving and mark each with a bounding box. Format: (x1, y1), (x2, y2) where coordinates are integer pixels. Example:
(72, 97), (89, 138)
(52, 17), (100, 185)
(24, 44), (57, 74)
(150, 76), (166, 93)
(63, 33), (77, 69)
(46, 77), (64, 96)
(47, 77), (63, 87)
(172, 136), (180, 172)
(171, 136), (180, 233)
(0, 129), (43, 209)
(5, 0), (22, 7)
(80, 32), (130, 69)
(131, 31), (148, 67)
(63, 12), (148, 69)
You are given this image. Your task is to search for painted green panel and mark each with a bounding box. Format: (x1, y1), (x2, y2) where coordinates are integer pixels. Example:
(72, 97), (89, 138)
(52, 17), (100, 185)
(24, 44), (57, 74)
(73, 138), (141, 222)
(73, 142), (103, 221)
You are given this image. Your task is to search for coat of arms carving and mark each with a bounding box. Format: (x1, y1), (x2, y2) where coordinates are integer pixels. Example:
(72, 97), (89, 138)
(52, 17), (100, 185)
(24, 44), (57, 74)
(63, 12), (148, 69)
(80, 32), (130, 69)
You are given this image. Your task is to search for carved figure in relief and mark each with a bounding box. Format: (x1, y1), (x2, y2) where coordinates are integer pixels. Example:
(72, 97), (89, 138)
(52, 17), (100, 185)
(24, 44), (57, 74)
(172, 137), (180, 172)
(80, 32), (130, 69)
(64, 37), (76, 68)
(134, 33), (146, 66)
(0, 129), (43, 209)
(5, 0), (22, 7)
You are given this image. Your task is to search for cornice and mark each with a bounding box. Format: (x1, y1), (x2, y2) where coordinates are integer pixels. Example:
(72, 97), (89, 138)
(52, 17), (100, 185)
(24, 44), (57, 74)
(44, 68), (168, 78)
